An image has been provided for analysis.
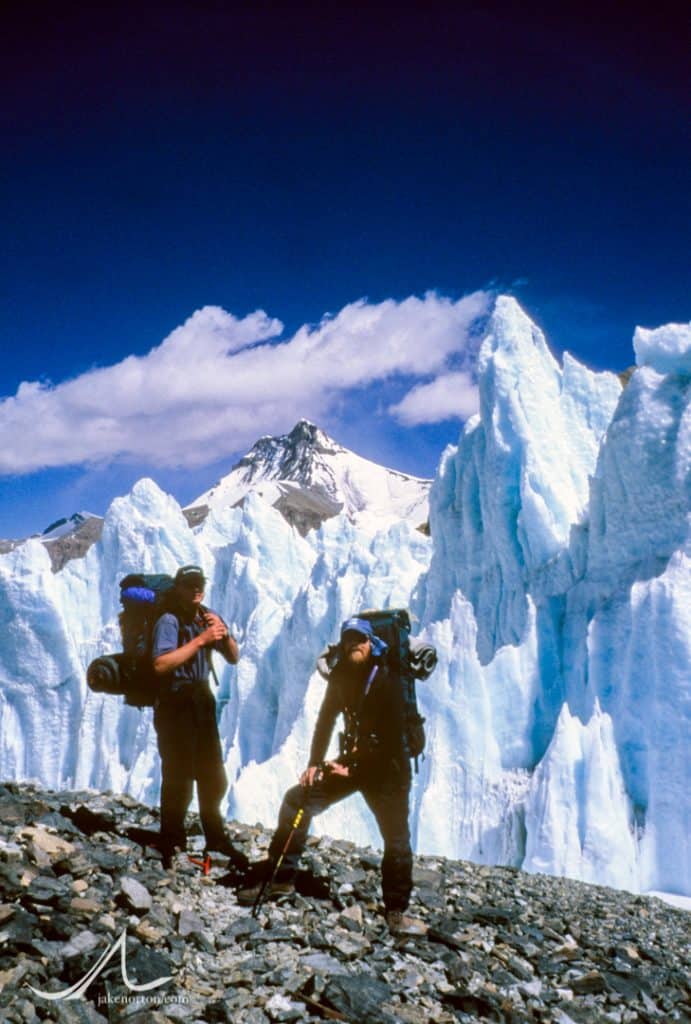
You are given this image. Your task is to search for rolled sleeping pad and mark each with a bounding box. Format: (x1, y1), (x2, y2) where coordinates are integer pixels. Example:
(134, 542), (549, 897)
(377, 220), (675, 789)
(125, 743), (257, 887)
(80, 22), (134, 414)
(120, 586), (157, 606)
(409, 643), (438, 680)
(316, 642), (341, 679)
(86, 654), (125, 695)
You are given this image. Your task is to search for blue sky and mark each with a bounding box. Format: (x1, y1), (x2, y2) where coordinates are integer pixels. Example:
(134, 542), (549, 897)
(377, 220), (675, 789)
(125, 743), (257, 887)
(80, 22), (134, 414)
(1, 4), (688, 539)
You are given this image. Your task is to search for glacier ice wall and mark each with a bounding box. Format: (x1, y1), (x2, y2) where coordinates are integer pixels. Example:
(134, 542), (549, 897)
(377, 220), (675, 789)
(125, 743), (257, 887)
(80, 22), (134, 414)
(417, 301), (690, 893)
(0, 298), (688, 896)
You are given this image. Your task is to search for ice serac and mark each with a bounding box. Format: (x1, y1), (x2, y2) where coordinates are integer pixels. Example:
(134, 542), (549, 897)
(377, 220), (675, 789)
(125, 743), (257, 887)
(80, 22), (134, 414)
(417, 297), (689, 894)
(564, 318), (691, 895)
(633, 320), (691, 375)
(523, 702), (638, 891)
(0, 297), (688, 898)
(423, 297), (622, 663)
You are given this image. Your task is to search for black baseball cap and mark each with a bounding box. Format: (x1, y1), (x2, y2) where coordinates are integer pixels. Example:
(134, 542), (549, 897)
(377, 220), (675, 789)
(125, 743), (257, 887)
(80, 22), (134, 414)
(175, 564), (206, 586)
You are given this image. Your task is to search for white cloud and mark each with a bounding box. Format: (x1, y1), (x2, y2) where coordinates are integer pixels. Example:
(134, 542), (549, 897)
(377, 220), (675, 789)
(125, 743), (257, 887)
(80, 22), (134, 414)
(390, 371), (480, 425)
(0, 290), (491, 474)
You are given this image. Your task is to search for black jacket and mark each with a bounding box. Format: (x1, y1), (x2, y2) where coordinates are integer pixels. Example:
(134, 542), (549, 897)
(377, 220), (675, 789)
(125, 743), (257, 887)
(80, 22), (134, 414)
(308, 657), (408, 774)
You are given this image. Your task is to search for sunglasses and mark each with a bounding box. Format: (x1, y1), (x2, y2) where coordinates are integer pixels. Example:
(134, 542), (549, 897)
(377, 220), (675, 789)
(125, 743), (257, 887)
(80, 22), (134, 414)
(178, 579), (205, 591)
(342, 632), (370, 645)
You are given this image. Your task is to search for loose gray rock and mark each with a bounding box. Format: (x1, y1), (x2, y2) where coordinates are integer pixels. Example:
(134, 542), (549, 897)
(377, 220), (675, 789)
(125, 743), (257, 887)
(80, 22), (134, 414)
(300, 951), (348, 975)
(0, 781), (688, 1024)
(118, 874), (153, 913)
(177, 906), (205, 937)
(323, 974), (399, 1023)
(61, 929), (101, 959)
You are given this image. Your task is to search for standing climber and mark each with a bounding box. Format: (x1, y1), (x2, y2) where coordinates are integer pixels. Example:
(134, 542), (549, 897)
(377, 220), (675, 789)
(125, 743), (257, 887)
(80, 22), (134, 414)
(238, 616), (426, 936)
(152, 564), (247, 871)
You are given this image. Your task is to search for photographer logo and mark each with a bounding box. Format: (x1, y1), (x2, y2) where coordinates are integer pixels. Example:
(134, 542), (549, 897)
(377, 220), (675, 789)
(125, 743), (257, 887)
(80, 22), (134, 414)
(28, 927), (173, 1001)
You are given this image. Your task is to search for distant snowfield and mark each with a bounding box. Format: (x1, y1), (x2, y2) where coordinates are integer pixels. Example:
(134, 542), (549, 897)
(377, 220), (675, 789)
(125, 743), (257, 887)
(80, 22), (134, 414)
(1, 296), (689, 898)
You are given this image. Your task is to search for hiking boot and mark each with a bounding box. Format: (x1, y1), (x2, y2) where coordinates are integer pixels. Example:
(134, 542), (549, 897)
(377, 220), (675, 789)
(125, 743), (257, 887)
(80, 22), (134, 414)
(236, 863), (296, 906)
(236, 878), (296, 906)
(216, 864), (248, 888)
(204, 833), (250, 873)
(385, 910), (428, 937)
(161, 849), (196, 873)
(157, 838), (186, 870)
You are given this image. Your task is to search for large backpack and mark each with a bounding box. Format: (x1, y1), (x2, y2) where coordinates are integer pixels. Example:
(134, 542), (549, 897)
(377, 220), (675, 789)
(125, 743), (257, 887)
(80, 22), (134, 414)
(317, 608), (437, 770)
(86, 573), (176, 708)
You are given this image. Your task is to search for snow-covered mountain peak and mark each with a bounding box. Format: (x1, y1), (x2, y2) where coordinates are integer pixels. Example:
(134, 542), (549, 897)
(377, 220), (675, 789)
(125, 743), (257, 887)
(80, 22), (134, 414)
(233, 420), (345, 488)
(188, 419), (432, 533)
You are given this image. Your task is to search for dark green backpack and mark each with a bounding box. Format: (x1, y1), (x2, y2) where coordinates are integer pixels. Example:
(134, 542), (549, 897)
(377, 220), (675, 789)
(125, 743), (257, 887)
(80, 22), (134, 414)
(317, 608), (437, 770)
(87, 573), (176, 708)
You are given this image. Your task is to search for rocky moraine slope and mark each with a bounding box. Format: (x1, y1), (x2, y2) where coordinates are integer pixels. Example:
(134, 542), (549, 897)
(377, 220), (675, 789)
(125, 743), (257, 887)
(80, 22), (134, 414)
(0, 784), (688, 1024)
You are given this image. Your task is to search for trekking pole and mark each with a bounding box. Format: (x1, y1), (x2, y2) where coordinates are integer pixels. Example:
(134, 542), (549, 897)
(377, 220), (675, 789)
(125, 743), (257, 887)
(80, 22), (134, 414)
(208, 653), (220, 688)
(251, 804), (304, 918)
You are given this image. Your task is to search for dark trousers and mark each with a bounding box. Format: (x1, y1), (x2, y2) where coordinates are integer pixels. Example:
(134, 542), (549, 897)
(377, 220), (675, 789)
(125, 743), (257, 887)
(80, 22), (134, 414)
(269, 766), (413, 911)
(154, 684), (228, 850)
